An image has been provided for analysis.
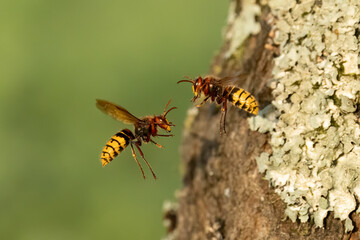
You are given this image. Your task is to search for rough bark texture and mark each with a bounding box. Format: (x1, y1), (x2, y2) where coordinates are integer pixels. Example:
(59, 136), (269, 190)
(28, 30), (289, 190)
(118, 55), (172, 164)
(164, 0), (360, 239)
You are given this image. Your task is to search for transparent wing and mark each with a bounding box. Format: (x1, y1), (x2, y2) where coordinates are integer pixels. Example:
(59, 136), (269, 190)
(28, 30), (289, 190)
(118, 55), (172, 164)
(96, 99), (140, 124)
(213, 73), (249, 87)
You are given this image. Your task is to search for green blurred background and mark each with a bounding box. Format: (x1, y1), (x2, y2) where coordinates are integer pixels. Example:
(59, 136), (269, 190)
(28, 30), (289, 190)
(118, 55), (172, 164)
(0, 1), (228, 239)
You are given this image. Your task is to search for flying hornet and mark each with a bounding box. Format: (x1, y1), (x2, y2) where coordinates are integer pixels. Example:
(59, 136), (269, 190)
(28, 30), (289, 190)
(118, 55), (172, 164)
(96, 99), (176, 179)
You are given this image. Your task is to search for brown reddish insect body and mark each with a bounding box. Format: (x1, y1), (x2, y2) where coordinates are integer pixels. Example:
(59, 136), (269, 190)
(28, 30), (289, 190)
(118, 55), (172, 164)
(177, 74), (259, 134)
(96, 99), (176, 179)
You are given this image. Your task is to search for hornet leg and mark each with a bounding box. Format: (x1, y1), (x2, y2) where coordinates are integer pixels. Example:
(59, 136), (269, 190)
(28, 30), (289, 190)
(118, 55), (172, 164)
(219, 99), (228, 135)
(195, 96), (210, 107)
(130, 142), (145, 179)
(135, 142), (157, 180)
(223, 99), (228, 134)
(156, 134), (174, 137)
(150, 139), (163, 148)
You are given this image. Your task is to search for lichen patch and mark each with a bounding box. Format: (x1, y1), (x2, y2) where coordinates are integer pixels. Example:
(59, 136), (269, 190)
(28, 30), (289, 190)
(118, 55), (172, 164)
(251, 0), (360, 231)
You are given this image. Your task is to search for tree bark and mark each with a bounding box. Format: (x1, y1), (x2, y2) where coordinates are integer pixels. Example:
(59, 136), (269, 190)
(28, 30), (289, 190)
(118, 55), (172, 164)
(164, 0), (360, 239)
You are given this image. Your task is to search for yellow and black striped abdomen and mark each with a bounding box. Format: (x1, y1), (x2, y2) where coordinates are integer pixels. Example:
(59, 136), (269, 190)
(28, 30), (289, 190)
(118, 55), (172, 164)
(228, 86), (259, 115)
(100, 129), (135, 167)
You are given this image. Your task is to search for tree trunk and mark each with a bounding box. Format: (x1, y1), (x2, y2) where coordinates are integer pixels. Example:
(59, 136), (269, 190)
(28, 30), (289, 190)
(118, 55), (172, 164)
(164, 0), (360, 239)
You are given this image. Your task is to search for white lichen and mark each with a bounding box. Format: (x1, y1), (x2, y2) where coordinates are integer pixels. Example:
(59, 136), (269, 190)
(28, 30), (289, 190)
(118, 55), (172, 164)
(162, 201), (178, 240)
(183, 106), (199, 137)
(225, 0), (261, 58)
(249, 104), (278, 133)
(224, 187), (231, 198)
(251, 0), (360, 231)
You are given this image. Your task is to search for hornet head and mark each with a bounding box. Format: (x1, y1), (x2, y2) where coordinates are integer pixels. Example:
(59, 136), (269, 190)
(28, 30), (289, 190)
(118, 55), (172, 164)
(177, 76), (203, 101)
(154, 100), (177, 132)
